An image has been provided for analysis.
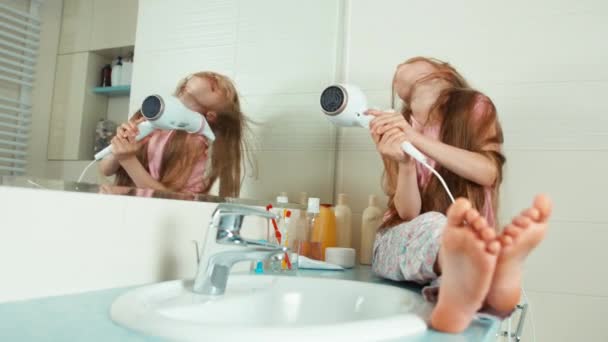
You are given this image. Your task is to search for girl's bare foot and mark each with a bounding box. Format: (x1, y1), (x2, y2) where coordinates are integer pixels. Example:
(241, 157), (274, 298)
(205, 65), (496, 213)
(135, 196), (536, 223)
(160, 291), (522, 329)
(430, 198), (500, 333)
(486, 194), (552, 314)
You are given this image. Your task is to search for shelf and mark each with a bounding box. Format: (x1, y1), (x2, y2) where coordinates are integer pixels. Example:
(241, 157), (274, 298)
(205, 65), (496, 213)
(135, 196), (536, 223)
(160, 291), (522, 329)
(92, 85), (131, 97)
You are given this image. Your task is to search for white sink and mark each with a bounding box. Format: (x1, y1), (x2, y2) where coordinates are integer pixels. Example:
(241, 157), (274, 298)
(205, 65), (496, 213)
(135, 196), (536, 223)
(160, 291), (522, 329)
(111, 275), (428, 341)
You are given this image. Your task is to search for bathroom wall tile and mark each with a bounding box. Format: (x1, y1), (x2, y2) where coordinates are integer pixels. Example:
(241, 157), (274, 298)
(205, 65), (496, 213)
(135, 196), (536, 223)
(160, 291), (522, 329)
(523, 220), (608, 297)
(346, 0), (608, 91)
(128, 46), (236, 113)
(235, 0), (340, 95)
(135, 0), (237, 53)
(240, 94), (336, 151)
(334, 150), (388, 214)
(239, 149), (336, 205)
(519, 291), (608, 342)
(500, 150), (608, 225)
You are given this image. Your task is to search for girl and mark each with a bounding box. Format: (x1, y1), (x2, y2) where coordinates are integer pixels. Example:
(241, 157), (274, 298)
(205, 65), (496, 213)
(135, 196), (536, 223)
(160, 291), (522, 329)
(367, 57), (552, 332)
(99, 71), (250, 197)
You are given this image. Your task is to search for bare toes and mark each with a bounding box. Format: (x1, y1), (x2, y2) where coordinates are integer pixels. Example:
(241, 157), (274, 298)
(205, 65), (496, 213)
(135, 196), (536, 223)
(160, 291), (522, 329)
(479, 227), (496, 241)
(474, 239), (485, 250)
(501, 235), (514, 246)
(472, 216), (488, 231)
(521, 208), (541, 221)
(465, 209), (480, 224)
(533, 194), (553, 221)
(447, 198), (472, 226)
(512, 215), (532, 228)
(503, 224), (522, 238)
(487, 240), (501, 255)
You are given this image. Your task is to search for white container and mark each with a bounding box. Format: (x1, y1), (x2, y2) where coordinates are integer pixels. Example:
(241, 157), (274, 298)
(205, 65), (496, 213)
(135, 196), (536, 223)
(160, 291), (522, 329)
(325, 247), (356, 268)
(120, 58), (133, 86)
(111, 56), (123, 87)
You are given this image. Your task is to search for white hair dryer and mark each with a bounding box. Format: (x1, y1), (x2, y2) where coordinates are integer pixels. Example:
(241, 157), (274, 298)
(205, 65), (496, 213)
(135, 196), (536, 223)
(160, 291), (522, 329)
(94, 94), (216, 161)
(320, 84), (372, 128)
(320, 83), (455, 202)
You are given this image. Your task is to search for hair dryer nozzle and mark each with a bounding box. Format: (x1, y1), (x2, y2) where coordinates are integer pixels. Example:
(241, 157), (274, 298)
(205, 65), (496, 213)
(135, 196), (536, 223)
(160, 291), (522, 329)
(320, 84), (370, 128)
(141, 94), (215, 141)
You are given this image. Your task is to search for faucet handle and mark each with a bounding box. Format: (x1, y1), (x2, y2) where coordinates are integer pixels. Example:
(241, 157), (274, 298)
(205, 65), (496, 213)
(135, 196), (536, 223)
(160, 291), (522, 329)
(214, 203), (277, 220)
(211, 204), (279, 245)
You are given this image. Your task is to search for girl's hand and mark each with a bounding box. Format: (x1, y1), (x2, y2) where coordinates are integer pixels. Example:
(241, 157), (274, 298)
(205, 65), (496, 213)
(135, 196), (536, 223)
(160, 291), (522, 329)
(116, 118), (143, 143)
(376, 128), (411, 164)
(367, 109), (416, 141)
(111, 134), (143, 161)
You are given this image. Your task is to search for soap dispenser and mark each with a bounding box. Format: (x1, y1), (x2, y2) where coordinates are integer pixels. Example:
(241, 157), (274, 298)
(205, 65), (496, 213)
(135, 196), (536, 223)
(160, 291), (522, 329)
(360, 195), (383, 265)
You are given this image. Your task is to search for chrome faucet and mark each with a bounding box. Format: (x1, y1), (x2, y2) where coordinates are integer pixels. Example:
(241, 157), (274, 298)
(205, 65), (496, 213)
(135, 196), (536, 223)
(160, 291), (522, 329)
(192, 203), (289, 295)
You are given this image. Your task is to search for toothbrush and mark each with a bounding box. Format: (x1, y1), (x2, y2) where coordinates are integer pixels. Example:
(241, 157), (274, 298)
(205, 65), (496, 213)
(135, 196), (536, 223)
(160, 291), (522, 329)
(282, 211), (292, 270)
(266, 204), (282, 242)
(266, 204), (293, 269)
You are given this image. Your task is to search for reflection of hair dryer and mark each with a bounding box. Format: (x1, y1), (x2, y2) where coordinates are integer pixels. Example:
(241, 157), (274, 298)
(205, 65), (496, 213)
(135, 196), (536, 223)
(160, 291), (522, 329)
(94, 94), (216, 161)
(320, 84), (372, 128)
(320, 84), (455, 202)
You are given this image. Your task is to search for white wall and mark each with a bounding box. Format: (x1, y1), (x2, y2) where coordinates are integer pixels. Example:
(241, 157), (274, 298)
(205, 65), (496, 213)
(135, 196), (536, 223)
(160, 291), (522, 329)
(130, 0), (342, 203)
(336, 1), (608, 341)
(0, 185), (269, 303)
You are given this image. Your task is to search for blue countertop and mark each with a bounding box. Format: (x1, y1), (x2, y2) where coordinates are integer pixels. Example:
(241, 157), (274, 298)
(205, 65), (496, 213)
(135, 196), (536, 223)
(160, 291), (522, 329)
(0, 267), (500, 341)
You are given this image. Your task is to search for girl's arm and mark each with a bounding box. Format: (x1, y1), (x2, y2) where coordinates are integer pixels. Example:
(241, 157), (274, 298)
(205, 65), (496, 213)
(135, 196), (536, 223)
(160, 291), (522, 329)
(118, 157), (167, 191)
(107, 121), (164, 190)
(99, 155), (121, 176)
(368, 108), (500, 188)
(392, 160), (422, 220)
(374, 128), (422, 220)
(98, 116), (145, 177)
(411, 133), (498, 187)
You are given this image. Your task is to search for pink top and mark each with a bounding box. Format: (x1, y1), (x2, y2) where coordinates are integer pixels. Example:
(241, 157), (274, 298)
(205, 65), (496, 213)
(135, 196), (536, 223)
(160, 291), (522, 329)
(146, 130), (209, 193)
(410, 97), (497, 227)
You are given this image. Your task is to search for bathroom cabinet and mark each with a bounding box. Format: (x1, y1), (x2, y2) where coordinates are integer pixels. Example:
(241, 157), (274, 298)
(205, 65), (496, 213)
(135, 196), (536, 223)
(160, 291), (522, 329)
(48, 0), (138, 160)
(58, 0), (138, 54)
(47, 52), (109, 160)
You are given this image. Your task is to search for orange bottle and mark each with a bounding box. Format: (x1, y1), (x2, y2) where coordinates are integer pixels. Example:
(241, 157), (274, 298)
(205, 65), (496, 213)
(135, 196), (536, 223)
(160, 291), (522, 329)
(312, 204), (337, 260)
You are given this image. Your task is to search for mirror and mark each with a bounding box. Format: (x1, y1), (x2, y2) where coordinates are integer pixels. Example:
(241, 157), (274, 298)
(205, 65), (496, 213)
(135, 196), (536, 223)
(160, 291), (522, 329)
(2, 0), (344, 205)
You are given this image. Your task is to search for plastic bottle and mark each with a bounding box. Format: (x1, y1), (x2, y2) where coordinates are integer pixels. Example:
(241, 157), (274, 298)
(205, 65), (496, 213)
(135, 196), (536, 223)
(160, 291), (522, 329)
(334, 193), (352, 248)
(288, 192), (308, 250)
(111, 56), (123, 87)
(100, 64), (112, 87)
(360, 195), (383, 265)
(296, 197), (323, 260)
(120, 55), (133, 86)
(312, 203), (337, 260)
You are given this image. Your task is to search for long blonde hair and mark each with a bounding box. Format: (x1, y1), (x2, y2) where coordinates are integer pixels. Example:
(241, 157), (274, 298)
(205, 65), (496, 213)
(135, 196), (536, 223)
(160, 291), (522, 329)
(115, 71), (251, 197)
(381, 57), (505, 229)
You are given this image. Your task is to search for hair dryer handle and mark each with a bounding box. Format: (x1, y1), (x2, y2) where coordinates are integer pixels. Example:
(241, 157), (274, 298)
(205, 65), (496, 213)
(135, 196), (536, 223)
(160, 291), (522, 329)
(401, 141), (427, 163)
(94, 121), (156, 161)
